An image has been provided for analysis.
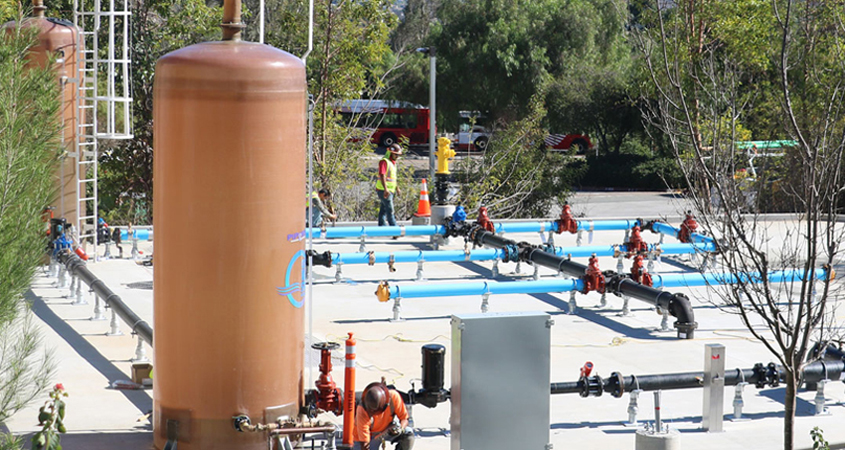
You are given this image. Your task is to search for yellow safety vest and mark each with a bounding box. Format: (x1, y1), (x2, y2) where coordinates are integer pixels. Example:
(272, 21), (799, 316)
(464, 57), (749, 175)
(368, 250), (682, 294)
(376, 157), (397, 193)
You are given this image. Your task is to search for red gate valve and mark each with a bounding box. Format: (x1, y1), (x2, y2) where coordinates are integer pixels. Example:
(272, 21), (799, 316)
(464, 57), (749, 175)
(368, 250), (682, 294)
(557, 203), (578, 234)
(312, 342), (343, 415)
(678, 211), (698, 243)
(625, 225), (648, 257)
(580, 361), (594, 378)
(476, 206), (496, 233)
(630, 254), (653, 287)
(581, 254), (606, 294)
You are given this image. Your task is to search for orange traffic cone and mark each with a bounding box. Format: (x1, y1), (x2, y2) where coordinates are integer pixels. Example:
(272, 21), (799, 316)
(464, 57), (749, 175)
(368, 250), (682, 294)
(414, 179), (432, 217)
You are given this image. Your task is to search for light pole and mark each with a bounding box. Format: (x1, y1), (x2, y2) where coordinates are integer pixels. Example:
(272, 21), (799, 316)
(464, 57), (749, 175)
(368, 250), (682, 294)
(416, 47), (436, 184)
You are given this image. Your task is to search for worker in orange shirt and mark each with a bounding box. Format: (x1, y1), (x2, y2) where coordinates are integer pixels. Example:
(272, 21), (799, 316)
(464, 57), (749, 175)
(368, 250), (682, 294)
(353, 382), (415, 450)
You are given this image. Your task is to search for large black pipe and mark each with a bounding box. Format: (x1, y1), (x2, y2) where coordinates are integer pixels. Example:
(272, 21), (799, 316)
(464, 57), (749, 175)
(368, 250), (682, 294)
(57, 251), (153, 346)
(463, 224), (696, 338)
(551, 359), (844, 397)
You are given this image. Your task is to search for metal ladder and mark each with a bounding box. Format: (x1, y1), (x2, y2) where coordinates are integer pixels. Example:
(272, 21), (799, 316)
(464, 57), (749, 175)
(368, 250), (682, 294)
(72, 0), (133, 256)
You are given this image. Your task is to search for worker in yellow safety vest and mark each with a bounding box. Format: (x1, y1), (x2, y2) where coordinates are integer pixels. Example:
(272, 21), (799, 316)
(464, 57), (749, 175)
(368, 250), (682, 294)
(376, 144), (403, 226)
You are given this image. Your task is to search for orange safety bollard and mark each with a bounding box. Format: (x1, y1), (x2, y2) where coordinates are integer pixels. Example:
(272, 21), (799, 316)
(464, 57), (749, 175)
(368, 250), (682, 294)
(343, 332), (357, 448)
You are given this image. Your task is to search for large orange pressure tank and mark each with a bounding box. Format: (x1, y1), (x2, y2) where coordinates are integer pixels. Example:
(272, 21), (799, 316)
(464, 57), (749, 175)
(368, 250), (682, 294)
(152, 32), (307, 450)
(3, 1), (80, 227)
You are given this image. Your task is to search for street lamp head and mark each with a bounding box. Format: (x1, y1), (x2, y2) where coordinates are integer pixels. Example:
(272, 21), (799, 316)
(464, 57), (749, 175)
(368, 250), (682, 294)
(416, 47), (435, 56)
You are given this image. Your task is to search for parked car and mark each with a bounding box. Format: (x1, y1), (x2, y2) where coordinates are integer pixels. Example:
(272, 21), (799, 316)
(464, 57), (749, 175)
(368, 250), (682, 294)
(545, 134), (593, 154)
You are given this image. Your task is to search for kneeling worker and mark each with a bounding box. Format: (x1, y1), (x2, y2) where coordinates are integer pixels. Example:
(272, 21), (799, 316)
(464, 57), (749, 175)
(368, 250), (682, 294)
(353, 382), (414, 450)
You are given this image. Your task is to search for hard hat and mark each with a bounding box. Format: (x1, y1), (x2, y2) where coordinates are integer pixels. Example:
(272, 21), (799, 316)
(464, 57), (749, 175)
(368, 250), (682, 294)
(388, 144), (404, 156)
(362, 382), (390, 414)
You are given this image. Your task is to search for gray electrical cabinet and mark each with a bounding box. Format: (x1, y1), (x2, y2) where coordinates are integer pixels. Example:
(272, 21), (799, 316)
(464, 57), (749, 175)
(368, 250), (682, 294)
(451, 312), (552, 450)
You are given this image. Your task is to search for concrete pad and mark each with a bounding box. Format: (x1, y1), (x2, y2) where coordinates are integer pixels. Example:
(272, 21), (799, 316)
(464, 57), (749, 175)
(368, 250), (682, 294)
(7, 193), (845, 450)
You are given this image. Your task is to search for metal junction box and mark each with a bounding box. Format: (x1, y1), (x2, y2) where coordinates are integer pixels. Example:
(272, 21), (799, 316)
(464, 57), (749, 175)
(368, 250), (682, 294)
(451, 312), (552, 450)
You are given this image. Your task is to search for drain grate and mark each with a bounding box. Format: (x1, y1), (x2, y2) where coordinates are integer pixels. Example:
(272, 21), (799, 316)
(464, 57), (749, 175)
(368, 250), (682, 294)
(126, 281), (153, 290)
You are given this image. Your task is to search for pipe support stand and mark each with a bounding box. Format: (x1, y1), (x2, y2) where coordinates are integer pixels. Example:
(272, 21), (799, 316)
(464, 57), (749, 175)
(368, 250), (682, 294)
(91, 292), (107, 321)
(390, 298), (404, 322)
(73, 279), (88, 305)
(107, 308), (124, 336)
(132, 334), (149, 362)
(568, 291), (577, 315)
(481, 293), (490, 313)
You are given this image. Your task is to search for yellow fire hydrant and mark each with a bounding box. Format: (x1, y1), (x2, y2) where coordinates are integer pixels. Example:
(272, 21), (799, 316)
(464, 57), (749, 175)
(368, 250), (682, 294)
(435, 137), (455, 174)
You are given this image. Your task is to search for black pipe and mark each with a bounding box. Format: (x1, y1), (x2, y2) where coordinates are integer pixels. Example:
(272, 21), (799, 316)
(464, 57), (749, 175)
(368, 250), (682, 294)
(57, 251), (153, 346)
(306, 250), (332, 268)
(551, 359), (844, 398)
(464, 224), (696, 339)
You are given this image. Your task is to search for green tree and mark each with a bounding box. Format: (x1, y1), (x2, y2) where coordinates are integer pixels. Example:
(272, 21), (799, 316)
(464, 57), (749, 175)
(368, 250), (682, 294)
(0, 13), (60, 446)
(98, 0), (221, 225)
(634, 1), (845, 449)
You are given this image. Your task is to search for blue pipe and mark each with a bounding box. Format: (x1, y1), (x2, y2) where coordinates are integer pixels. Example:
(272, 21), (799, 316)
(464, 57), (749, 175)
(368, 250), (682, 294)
(576, 219), (640, 232)
(390, 278), (585, 299)
(652, 269), (828, 289)
(649, 222), (714, 245)
(385, 268), (829, 301)
(311, 219), (642, 239)
(119, 229), (152, 241)
(334, 249), (504, 265)
(333, 242), (714, 266)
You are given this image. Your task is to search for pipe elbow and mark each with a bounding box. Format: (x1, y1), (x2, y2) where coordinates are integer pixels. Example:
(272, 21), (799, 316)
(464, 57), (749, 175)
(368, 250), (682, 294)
(375, 281), (391, 303)
(669, 293), (697, 339)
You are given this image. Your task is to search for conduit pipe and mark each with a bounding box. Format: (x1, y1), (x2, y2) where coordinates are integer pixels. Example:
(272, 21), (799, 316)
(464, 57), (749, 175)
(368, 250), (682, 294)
(57, 251), (153, 345)
(550, 359), (844, 397)
(310, 243), (714, 268)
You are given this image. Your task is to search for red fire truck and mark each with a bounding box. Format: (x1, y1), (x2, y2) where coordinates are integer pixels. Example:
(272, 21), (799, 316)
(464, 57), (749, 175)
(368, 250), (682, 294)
(337, 99), (430, 147)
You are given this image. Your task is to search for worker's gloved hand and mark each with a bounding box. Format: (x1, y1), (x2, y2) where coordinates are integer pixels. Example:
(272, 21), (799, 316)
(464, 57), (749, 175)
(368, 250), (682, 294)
(388, 424), (401, 436)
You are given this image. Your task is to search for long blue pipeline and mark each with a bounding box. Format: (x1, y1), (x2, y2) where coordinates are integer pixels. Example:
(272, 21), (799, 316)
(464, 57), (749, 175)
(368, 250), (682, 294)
(384, 269), (829, 300)
(118, 229), (152, 241)
(309, 219), (641, 239)
(649, 222), (714, 245)
(333, 242), (714, 265)
(652, 269), (829, 289)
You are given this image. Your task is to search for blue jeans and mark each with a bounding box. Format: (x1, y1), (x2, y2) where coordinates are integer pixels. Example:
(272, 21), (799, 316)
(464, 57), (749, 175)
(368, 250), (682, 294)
(377, 189), (396, 226)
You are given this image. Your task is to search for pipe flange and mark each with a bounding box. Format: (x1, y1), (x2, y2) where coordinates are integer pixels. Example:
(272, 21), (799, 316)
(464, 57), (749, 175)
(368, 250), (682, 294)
(233, 415), (251, 432)
(608, 372), (625, 398)
(752, 363), (767, 389)
(766, 362), (780, 387)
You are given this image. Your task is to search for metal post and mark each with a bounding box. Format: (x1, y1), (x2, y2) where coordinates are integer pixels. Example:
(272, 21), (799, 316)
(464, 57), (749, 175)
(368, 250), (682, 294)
(576, 230), (583, 247)
(620, 296), (631, 316)
(107, 308), (124, 336)
(732, 379), (748, 421)
(653, 391), (662, 433)
(131, 236), (139, 260)
(647, 252), (655, 272)
(358, 235), (366, 253)
(69, 274), (77, 295)
(814, 379), (829, 415)
(91, 292), (106, 320)
(624, 389), (642, 427)
(514, 261), (522, 274)
(428, 51), (436, 185)
(491, 259), (499, 278)
(568, 291), (577, 315)
(616, 255), (624, 274)
(532, 263), (539, 281)
(416, 259), (426, 281)
(73, 278), (87, 305)
(703, 344), (725, 432)
(660, 308), (670, 331)
(390, 297), (404, 322)
(132, 335), (149, 362)
(597, 292), (607, 308)
(334, 261), (343, 284)
(481, 292), (490, 313)
(58, 265), (68, 288)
